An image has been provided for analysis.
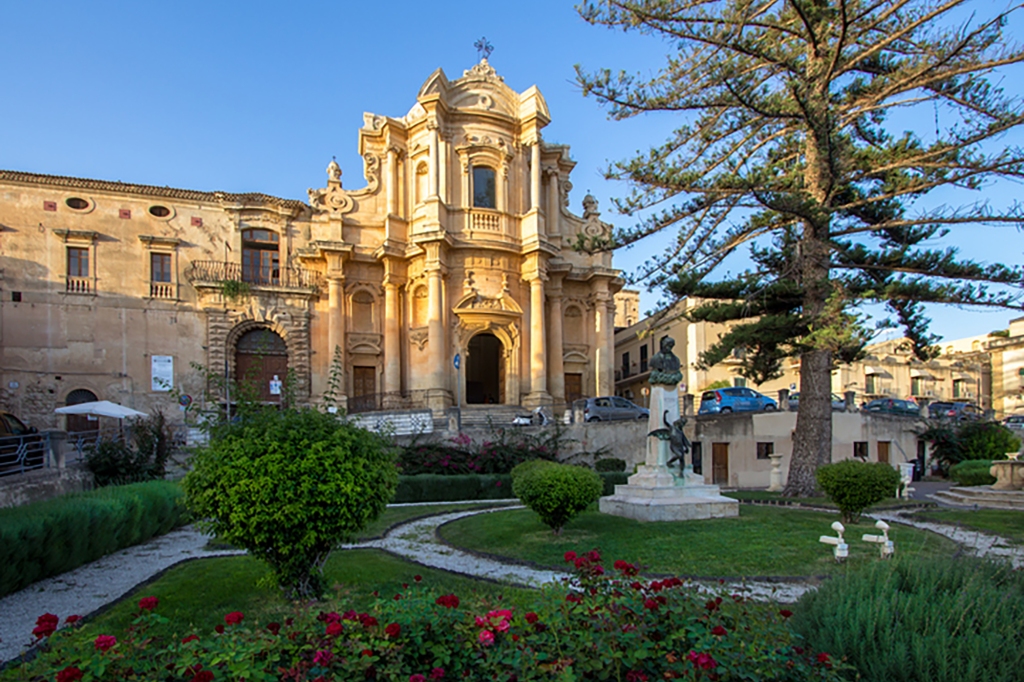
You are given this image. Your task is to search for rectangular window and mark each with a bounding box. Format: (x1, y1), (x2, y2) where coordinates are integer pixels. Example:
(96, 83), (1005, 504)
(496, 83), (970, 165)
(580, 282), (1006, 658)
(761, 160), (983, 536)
(472, 166), (496, 208)
(953, 379), (965, 398)
(854, 441), (868, 460)
(621, 352), (630, 377)
(640, 345), (648, 373)
(67, 247), (89, 277)
(151, 253), (172, 283)
(691, 441), (702, 476)
(756, 442), (774, 460)
(733, 377), (746, 388)
(865, 374), (876, 394)
(911, 377), (924, 396)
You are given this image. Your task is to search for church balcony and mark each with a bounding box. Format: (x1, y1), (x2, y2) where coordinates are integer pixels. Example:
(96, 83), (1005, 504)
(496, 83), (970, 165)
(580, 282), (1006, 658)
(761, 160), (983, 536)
(187, 260), (324, 297)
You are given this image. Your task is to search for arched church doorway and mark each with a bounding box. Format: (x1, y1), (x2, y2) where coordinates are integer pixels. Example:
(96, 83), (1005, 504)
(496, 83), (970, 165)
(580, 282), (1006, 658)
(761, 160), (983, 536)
(466, 333), (504, 404)
(234, 328), (288, 402)
(64, 388), (98, 435)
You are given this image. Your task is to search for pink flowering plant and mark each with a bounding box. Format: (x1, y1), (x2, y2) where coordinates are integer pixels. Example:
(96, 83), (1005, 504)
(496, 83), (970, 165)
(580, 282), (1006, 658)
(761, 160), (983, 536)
(20, 555), (848, 681)
(396, 427), (564, 476)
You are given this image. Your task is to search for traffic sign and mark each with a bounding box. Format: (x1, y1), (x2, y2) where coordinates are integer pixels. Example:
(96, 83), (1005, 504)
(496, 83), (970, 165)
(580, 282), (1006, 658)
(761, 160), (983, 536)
(454, 353), (461, 369)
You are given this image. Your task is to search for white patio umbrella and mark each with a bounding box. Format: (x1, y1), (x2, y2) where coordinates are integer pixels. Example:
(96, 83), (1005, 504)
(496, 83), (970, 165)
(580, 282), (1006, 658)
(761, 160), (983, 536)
(55, 400), (149, 419)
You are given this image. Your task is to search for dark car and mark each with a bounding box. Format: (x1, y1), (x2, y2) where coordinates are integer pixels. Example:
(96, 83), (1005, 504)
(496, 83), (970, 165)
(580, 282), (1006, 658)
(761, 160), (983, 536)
(928, 401), (982, 421)
(575, 396), (650, 422)
(699, 387), (778, 414)
(788, 392), (848, 411)
(864, 398), (922, 417)
(0, 411), (46, 474)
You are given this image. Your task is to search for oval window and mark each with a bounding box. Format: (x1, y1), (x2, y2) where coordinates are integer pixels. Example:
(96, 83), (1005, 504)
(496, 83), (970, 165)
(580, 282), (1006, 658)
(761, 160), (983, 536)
(66, 197), (89, 210)
(149, 205), (171, 218)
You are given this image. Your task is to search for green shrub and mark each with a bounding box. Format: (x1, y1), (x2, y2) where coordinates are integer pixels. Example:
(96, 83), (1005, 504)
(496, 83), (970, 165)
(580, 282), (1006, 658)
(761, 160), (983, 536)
(0, 481), (186, 597)
(793, 556), (1024, 682)
(391, 471), (628, 503)
(85, 412), (173, 486)
(949, 459), (995, 486)
(816, 459), (901, 523)
(184, 408), (397, 599)
(512, 461), (603, 534)
(396, 428), (564, 476)
(920, 420), (1019, 475)
(595, 457), (627, 472)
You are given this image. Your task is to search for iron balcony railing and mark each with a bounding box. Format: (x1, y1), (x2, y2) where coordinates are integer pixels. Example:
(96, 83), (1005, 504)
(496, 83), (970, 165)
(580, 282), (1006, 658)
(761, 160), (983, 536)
(187, 260), (324, 292)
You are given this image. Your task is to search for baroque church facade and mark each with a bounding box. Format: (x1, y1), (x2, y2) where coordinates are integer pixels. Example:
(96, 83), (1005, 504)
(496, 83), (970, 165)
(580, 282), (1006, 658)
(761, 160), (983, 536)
(0, 60), (623, 427)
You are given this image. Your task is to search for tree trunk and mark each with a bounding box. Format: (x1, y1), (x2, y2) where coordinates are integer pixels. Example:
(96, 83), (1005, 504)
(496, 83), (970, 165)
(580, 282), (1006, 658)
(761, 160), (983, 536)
(784, 347), (833, 496)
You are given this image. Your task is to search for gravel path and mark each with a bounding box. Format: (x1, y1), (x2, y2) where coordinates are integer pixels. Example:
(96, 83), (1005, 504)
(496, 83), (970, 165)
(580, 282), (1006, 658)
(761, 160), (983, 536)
(3, 502), (1020, 665)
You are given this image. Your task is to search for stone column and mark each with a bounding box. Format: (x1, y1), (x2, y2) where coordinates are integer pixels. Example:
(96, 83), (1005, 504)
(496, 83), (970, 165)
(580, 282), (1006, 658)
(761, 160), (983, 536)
(427, 121), (439, 198)
(546, 169), (559, 237)
(595, 292), (612, 396)
(383, 278), (401, 398)
(768, 454), (785, 492)
(427, 267), (446, 394)
(547, 286), (565, 404)
(525, 275), (549, 405)
(530, 142), (541, 212)
(387, 147), (400, 215)
(327, 276), (345, 368)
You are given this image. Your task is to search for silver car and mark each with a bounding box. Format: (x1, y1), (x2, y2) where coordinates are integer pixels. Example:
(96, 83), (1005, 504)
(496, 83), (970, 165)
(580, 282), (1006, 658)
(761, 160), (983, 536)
(1003, 414), (1024, 432)
(575, 397), (650, 422)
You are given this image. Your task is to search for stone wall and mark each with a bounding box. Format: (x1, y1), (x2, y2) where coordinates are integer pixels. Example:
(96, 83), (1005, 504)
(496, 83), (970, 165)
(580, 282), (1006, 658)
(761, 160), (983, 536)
(0, 466), (94, 508)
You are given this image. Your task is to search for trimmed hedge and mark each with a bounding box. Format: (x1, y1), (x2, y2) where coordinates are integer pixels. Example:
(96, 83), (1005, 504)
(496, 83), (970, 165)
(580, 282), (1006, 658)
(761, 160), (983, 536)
(595, 457), (627, 472)
(512, 461), (604, 533)
(817, 459), (901, 523)
(0, 480), (187, 597)
(393, 471), (629, 503)
(949, 459), (995, 486)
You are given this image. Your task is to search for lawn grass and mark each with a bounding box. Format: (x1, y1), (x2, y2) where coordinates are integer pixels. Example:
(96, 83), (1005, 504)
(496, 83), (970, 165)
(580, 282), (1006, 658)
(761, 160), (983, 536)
(3, 549), (529, 679)
(437, 504), (958, 577)
(356, 501), (519, 540)
(913, 508), (1024, 545)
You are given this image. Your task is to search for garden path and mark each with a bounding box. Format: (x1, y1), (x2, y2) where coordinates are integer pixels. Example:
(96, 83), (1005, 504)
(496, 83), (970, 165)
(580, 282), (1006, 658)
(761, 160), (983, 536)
(4, 503), (1021, 665)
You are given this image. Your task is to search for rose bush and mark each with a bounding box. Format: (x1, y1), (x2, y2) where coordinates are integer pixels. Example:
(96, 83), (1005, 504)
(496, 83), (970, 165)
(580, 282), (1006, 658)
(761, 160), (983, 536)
(21, 553), (848, 681)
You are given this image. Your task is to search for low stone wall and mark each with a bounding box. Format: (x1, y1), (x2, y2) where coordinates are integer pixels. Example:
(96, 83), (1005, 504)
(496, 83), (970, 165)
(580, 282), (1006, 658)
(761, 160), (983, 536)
(0, 466), (94, 508)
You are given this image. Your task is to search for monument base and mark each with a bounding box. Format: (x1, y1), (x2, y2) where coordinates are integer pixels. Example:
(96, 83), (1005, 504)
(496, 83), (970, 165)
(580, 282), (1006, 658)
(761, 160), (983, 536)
(599, 471), (739, 522)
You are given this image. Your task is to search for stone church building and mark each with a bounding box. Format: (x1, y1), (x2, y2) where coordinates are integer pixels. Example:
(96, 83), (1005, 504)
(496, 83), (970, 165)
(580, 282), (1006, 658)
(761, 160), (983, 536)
(0, 59), (624, 427)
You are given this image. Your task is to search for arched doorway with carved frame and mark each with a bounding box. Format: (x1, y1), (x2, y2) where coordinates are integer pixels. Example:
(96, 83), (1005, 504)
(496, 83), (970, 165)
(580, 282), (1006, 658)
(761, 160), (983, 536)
(451, 291), (522, 406)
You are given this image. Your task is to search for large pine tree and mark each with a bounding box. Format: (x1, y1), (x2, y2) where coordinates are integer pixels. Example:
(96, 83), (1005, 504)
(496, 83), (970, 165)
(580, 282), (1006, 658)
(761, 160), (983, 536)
(576, 0), (1024, 494)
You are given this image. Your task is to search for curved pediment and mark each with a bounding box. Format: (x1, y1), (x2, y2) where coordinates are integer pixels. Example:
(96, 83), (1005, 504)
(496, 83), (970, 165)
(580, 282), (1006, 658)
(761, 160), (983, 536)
(448, 79), (518, 118)
(453, 290), (523, 315)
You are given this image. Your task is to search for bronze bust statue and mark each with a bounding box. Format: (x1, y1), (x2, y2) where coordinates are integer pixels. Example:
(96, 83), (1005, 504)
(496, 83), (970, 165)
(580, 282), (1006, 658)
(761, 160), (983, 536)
(649, 336), (683, 386)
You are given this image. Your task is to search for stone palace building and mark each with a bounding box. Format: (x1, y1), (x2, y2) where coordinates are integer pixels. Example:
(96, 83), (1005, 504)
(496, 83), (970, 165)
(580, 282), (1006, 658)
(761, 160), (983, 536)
(0, 59), (625, 428)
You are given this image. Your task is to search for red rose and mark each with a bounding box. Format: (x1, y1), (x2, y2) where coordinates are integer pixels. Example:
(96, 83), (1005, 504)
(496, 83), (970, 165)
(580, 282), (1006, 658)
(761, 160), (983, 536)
(361, 649), (374, 657)
(711, 626), (727, 636)
(93, 634), (117, 652)
(57, 667), (83, 682)
(817, 653), (831, 668)
(224, 611), (244, 625)
(414, 575), (423, 582)
(644, 599), (658, 611)
(430, 668), (445, 680)
(385, 622), (401, 638)
(139, 596), (159, 612)
(563, 551), (577, 563)
(409, 675), (426, 682)
(182, 634), (200, 644)
(313, 649), (334, 666)
(565, 593), (582, 603)
(214, 624), (225, 634)
(524, 612), (538, 624)
(705, 600), (719, 612)
(478, 630), (494, 646)
(342, 610), (359, 621)
(33, 613), (59, 639)
(779, 609), (793, 619)
(326, 621), (343, 637)
(266, 622), (281, 635)
(361, 615), (379, 628)
(435, 594), (460, 609)
(64, 615), (82, 625)
(192, 672), (214, 682)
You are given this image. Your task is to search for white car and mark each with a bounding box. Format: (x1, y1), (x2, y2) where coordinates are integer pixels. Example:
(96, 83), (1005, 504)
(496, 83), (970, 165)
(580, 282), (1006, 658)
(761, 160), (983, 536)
(1002, 414), (1024, 432)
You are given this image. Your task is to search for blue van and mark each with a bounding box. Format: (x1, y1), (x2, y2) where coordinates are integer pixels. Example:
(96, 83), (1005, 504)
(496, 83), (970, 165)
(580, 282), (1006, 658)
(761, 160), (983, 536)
(698, 388), (778, 414)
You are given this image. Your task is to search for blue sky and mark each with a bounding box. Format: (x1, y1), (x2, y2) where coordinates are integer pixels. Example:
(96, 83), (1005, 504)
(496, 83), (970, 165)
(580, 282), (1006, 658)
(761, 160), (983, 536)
(3, 0), (1022, 343)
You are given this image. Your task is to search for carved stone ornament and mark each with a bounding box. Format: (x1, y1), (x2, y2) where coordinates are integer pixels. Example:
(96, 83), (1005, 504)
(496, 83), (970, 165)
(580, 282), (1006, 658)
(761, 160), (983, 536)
(410, 327), (429, 351)
(463, 58), (503, 82)
(308, 158), (355, 215)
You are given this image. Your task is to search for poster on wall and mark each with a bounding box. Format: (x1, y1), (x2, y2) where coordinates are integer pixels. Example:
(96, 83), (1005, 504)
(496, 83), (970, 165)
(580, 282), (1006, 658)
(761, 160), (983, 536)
(151, 355), (174, 391)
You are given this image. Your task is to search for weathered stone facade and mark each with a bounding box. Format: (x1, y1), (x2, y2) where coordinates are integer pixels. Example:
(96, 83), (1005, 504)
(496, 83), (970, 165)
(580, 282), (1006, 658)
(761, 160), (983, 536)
(0, 60), (623, 427)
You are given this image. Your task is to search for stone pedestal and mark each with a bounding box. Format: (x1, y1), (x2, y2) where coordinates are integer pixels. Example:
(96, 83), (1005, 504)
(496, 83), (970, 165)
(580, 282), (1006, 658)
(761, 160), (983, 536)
(768, 454), (784, 492)
(600, 384), (738, 522)
(990, 460), (1024, 491)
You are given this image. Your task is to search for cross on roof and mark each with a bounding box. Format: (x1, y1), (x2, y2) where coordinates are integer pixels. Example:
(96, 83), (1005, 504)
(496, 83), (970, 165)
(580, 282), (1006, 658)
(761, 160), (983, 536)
(474, 37), (493, 61)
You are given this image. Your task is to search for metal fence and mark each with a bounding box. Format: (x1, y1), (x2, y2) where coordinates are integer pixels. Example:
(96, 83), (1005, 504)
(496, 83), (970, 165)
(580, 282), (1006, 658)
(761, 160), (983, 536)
(0, 432), (51, 477)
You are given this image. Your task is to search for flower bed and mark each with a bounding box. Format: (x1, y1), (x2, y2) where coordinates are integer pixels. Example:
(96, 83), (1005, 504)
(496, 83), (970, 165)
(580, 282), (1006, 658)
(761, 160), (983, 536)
(22, 552), (847, 681)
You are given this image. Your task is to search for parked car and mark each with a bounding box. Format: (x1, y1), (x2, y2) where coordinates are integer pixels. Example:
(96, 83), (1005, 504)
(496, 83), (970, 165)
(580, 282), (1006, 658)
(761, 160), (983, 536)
(575, 396), (650, 422)
(928, 401), (982, 421)
(0, 411), (45, 474)
(863, 398), (921, 417)
(1003, 414), (1024, 432)
(788, 392), (847, 411)
(698, 387), (778, 415)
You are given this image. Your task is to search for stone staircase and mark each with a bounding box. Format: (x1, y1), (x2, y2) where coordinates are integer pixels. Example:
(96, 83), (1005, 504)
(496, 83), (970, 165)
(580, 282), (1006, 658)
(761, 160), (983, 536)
(455, 406), (533, 430)
(931, 486), (1024, 510)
